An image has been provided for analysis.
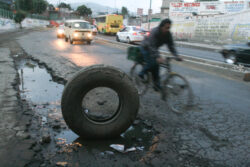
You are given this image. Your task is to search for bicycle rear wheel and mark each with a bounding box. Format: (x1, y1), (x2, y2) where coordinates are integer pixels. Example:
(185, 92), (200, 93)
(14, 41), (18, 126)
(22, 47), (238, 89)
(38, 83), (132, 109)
(130, 63), (150, 96)
(163, 73), (193, 114)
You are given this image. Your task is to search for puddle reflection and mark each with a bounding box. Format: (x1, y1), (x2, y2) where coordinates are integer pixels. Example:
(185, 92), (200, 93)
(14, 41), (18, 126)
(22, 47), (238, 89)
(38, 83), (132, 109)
(17, 59), (64, 104)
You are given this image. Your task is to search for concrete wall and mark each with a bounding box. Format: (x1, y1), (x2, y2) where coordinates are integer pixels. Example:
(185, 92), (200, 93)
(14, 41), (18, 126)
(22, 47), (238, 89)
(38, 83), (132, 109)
(141, 10), (250, 44)
(141, 22), (160, 31)
(0, 17), (16, 30)
(172, 10), (250, 44)
(0, 17), (49, 30)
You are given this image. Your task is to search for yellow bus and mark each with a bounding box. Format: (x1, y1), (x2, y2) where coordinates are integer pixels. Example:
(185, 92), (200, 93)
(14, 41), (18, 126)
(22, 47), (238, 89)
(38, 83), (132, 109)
(95, 14), (123, 34)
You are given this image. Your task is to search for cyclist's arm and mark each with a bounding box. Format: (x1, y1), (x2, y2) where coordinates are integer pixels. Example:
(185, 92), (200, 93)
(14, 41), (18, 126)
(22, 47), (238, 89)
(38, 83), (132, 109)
(166, 32), (178, 57)
(150, 31), (161, 58)
(166, 33), (183, 61)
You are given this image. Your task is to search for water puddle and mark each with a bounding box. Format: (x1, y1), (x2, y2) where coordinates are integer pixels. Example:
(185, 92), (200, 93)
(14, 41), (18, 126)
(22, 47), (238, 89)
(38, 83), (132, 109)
(16, 58), (155, 155)
(56, 121), (154, 153)
(17, 59), (64, 104)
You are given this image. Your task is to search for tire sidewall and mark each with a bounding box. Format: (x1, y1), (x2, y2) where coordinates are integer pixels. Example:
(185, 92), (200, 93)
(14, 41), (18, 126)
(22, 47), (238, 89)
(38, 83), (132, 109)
(61, 65), (139, 139)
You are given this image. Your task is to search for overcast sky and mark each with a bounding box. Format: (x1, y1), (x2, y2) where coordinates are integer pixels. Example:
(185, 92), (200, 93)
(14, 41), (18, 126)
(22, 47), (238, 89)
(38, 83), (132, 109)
(47, 0), (241, 13)
(48, 0), (167, 13)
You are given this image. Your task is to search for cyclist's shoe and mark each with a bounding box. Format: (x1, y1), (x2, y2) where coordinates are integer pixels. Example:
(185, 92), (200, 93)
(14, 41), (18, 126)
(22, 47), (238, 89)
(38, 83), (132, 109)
(138, 74), (144, 79)
(153, 83), (162, 92)
(176, 56), (183, 61)
(138, 74), (147, 83)
(161, 89), (166, 101)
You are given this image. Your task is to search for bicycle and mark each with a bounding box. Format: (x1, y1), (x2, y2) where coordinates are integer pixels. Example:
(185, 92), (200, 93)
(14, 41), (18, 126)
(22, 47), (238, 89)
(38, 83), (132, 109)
(127, 46), (193, 114)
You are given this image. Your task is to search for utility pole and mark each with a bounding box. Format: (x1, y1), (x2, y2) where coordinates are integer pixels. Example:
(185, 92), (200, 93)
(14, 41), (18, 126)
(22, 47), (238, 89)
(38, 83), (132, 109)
(148, 0), (152, 31)
(114, 0), (118, 14)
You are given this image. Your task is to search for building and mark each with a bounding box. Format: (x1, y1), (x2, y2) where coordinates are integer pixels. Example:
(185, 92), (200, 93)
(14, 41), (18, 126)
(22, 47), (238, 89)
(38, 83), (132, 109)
(161, 0), (182, 14)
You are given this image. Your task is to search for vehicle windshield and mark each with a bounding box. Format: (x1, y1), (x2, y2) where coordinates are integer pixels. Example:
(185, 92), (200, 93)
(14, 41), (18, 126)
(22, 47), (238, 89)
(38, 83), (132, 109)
(132, 27), (146, 32)
(73, 22), (91, 29)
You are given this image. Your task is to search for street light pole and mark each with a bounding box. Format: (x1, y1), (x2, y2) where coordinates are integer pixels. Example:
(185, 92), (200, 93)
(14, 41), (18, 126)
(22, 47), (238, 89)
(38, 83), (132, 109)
(148, 0), (152, 31)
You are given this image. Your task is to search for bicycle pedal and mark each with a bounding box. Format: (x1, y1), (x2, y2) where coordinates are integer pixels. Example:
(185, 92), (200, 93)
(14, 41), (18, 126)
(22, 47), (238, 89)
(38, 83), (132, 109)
(161, 92), (166, 101)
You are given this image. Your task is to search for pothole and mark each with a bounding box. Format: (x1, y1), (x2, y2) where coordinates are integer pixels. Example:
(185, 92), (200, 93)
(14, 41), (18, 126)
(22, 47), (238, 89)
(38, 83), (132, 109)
(15, 56), (157, 164)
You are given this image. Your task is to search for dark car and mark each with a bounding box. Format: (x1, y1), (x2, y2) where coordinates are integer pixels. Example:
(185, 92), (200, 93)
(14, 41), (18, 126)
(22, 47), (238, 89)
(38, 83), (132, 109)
(220, 42), (250, 66)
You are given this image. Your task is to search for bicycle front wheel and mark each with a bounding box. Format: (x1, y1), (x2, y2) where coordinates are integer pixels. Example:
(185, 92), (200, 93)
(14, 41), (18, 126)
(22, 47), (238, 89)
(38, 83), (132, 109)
(130, 63), (150, 96)
(163, 73), (193, 114)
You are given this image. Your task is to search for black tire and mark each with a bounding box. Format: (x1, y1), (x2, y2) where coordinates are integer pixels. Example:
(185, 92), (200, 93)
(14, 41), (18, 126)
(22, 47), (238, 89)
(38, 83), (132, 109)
(70, 36), (73, 44)
(87, 41), (91, 45)
(116, 35), (120, 42)
(127, 37), (131, 44)
(163, 73), (193, 114)
(130, 63), (150, 96)
(61, 65), (140, 139)
(65, 37), (68, 42)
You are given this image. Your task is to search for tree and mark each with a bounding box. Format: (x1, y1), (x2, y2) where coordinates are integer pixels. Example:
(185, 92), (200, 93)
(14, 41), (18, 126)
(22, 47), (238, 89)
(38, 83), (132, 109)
(58, 2), (71, 10)
(76, 5), (92, 17)
(32, 0), (48, 14)
(14, 10), (26, 29)
(48, 4), (55, 11)
(15, 0), (48, 14)
(15, 0), (33, 12)
(121, 6), (129, 17)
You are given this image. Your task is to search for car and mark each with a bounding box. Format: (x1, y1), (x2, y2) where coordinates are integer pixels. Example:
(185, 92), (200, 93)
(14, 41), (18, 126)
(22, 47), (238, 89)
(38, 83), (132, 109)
(116, 26), (150, 44)
(57, 25), (65, 38)
(220, 42), (250, 66)
(64, 20), (93, 45)
(91, 25), (98, 35)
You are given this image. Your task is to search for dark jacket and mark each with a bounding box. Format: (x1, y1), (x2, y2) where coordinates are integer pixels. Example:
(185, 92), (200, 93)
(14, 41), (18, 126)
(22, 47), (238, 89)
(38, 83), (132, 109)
(141, 26), (177, 58)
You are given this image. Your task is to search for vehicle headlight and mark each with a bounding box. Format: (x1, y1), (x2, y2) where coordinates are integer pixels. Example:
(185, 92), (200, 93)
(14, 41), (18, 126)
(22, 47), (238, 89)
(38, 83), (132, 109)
(87, 33), (92, 38)
(57, 29), (64, 34)
(73, 32), (80, 38)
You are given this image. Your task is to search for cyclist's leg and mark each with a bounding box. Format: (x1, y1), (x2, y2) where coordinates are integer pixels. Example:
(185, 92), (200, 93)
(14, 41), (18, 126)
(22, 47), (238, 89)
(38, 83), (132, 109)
(151, 63), (161, 90)
(139, 46), (151, 78)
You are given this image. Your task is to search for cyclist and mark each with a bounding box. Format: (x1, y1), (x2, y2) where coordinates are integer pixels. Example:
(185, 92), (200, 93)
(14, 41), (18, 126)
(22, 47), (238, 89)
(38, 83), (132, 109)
(139, 18), (182, 90)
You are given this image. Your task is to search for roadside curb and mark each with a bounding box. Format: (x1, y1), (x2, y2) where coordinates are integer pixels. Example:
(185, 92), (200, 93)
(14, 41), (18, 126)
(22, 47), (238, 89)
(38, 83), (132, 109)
(175, 41), (222, 52)
(96, 36), (250, 82)
(0, 27), (43, 35)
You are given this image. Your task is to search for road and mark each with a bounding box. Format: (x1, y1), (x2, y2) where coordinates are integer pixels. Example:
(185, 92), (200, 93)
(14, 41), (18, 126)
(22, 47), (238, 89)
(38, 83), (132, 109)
(97, 34), (225, 62)
(0, 28), (250, 167)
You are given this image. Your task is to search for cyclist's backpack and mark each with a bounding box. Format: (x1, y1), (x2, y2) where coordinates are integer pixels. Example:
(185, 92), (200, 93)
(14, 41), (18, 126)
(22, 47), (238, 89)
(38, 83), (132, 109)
(127, 46), (144, 63)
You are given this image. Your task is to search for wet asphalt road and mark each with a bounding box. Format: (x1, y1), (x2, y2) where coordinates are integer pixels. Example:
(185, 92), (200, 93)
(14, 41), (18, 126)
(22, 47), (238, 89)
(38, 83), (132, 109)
(1, 28), (250, 166)
(18, 29), (250, 113)
(97, 34), (224, 62)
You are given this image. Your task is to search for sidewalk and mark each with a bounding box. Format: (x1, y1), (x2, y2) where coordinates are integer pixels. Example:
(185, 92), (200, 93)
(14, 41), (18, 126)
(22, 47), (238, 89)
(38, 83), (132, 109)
(0, 48), (35, 167)
(0, 29), (16, 34)
(175, 41), (222, 51)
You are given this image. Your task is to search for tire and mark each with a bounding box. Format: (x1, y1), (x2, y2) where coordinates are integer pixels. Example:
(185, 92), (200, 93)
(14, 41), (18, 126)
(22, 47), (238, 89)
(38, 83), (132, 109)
(61, 65), (140, 139)
(70, 37), (73, 44)
(127, 37), (131, 44)
(163, 73), (193, 114)
(116, 35), (120, 42)
(87, 41), (91, 45)
(130, 63), (150, 96)
(65, 37), (68, 42)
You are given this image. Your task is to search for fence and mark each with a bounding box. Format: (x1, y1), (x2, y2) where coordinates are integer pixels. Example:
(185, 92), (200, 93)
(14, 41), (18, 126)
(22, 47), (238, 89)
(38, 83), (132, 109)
(0, 8), (48, 20)
(49, 15), (81, 21)
(0, 8), (13, 19)
(27, 13), (48, 20)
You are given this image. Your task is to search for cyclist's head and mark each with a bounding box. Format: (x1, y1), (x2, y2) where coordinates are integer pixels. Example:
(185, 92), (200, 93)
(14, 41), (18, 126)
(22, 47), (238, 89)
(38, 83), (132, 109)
(159, 18), (172, 34)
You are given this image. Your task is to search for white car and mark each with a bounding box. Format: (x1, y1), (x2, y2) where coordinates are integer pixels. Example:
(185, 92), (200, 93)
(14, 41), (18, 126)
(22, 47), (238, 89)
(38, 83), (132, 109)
(91, 25), (98, 35)
(116, 26), (149, 43)
(64, 20), (93, 45)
